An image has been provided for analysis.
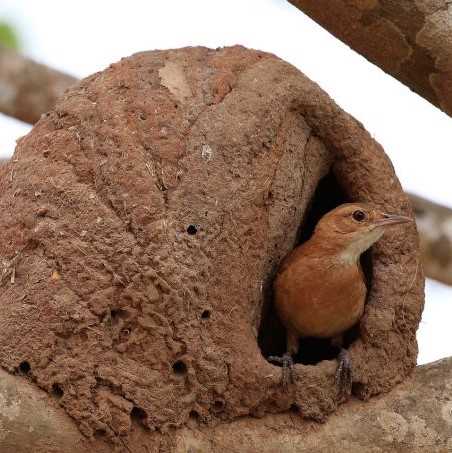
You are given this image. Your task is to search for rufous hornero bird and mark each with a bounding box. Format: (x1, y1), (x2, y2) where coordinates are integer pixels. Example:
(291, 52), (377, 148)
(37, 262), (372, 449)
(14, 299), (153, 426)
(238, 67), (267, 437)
(270, 203), (412, 397)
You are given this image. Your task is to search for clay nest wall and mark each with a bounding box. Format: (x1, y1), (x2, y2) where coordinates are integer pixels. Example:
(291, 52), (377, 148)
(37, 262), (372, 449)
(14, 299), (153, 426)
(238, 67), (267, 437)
(0, 46), (423, 446)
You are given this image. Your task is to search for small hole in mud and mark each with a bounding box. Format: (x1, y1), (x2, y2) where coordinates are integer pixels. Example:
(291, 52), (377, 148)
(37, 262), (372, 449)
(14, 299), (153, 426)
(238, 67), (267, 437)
(19, 361), (31, 374)
(111, 308), (128, 321)
(258, 172), (369, 366)
(290, 403), (299, 413)
(201, 309), (211, 319)
(186, 224), (198, 235)
(351, 381), (368, 399)
(131, 406), (148, 425)
(212, 399), (225, 412)
(94, 428), (107, 439)
(51, 383), (64, 399)
(189, 409), (200, 420)
(172, 360), (188, 375)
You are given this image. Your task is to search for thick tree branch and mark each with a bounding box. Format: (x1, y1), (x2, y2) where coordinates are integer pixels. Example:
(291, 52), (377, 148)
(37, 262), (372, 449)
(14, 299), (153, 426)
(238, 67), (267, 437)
(411, 194), (452, 286)
(289, 0), (452, 117)
(0, 46), (76, 124)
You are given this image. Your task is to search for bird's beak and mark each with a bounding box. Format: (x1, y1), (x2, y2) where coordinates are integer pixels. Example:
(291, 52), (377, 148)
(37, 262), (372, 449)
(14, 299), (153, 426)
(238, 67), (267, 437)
(374, 213), (413, 227)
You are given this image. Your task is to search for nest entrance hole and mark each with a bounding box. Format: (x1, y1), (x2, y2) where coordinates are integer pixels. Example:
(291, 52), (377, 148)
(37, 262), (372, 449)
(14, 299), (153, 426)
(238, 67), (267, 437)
(258, 172), (369, 366)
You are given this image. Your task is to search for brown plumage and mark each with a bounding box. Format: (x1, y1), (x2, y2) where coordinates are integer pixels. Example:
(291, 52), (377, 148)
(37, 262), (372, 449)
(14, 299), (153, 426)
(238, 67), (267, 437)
(271, 203), (412, 391)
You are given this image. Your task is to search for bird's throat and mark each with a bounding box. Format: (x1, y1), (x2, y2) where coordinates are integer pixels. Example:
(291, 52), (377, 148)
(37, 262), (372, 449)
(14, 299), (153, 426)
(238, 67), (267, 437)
(339, 228), (384, 264)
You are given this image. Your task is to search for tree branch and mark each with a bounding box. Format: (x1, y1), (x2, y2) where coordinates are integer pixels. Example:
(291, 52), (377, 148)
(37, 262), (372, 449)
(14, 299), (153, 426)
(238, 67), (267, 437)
(411, 194), (452, 286)
(0, 46), (76, 124)
(288, 0), (452, 117)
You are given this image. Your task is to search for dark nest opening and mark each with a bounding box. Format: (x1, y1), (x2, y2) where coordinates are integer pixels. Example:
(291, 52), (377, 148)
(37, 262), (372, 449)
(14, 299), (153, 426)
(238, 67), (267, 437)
(258, 172), (372, 366)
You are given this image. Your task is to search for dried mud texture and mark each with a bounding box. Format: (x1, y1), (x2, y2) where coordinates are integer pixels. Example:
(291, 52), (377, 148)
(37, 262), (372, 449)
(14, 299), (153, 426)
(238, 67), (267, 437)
(0, 46), (423, 447)
(289, 0), (452, 117)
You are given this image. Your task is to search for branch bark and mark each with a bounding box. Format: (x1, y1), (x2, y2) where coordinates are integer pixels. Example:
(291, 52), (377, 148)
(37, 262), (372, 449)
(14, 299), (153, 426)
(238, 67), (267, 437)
(288, 0), (452, 117)
(411, 194), (452, 286)
(0, 46), (76, 124)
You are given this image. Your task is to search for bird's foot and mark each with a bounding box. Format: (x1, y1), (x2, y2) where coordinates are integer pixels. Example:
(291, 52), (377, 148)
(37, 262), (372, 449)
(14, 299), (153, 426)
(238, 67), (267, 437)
(335, 348), (352, 401)
(268, 353), (295, 387)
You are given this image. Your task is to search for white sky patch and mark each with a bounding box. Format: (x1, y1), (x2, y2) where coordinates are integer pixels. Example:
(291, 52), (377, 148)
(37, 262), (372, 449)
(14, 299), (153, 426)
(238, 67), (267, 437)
(0, 114), (30, 158)
(418, 279), (452, 365)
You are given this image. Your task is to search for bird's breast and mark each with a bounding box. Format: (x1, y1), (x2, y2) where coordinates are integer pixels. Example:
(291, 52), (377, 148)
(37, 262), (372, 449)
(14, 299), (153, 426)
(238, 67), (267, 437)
(274, 257), (366, 338)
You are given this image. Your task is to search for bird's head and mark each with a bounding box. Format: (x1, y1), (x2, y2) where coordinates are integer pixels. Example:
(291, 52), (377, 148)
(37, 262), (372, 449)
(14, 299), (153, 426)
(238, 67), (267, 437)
(313, 203), (412, 262)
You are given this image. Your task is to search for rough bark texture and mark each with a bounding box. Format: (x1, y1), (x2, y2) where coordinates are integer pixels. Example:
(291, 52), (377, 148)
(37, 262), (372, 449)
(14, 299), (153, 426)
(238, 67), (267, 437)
(0, 46), (76, 124)
(0, 46), (423, 450)
(1, 358), (451, 452)
(289, 0), (452, 116)
(411, 194), (452, 286)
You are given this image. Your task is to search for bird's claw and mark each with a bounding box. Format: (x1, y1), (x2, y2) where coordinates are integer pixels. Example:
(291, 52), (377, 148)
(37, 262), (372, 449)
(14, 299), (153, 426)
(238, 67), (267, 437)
(268, 353), (295, 387)
(335, 348), (352, 401)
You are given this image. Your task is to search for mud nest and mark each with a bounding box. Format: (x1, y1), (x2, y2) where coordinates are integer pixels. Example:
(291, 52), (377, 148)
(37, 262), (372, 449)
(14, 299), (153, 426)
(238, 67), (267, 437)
(0, 46), (423, 443)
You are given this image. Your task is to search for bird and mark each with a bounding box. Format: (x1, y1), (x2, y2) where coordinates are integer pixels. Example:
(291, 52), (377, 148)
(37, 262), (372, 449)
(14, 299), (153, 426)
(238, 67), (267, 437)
(269, 203), (412, 397)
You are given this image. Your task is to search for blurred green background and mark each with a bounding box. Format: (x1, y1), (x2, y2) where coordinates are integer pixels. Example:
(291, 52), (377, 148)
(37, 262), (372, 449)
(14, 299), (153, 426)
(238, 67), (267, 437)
(0, 21), (19, 49)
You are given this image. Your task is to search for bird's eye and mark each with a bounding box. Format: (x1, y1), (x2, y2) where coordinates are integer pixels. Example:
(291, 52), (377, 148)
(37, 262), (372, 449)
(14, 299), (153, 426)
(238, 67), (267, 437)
(352, 210), (366, 222)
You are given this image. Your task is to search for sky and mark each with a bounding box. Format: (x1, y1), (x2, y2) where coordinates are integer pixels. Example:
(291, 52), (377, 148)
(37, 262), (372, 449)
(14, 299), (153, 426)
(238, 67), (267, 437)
(0, 0), (451, 364)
